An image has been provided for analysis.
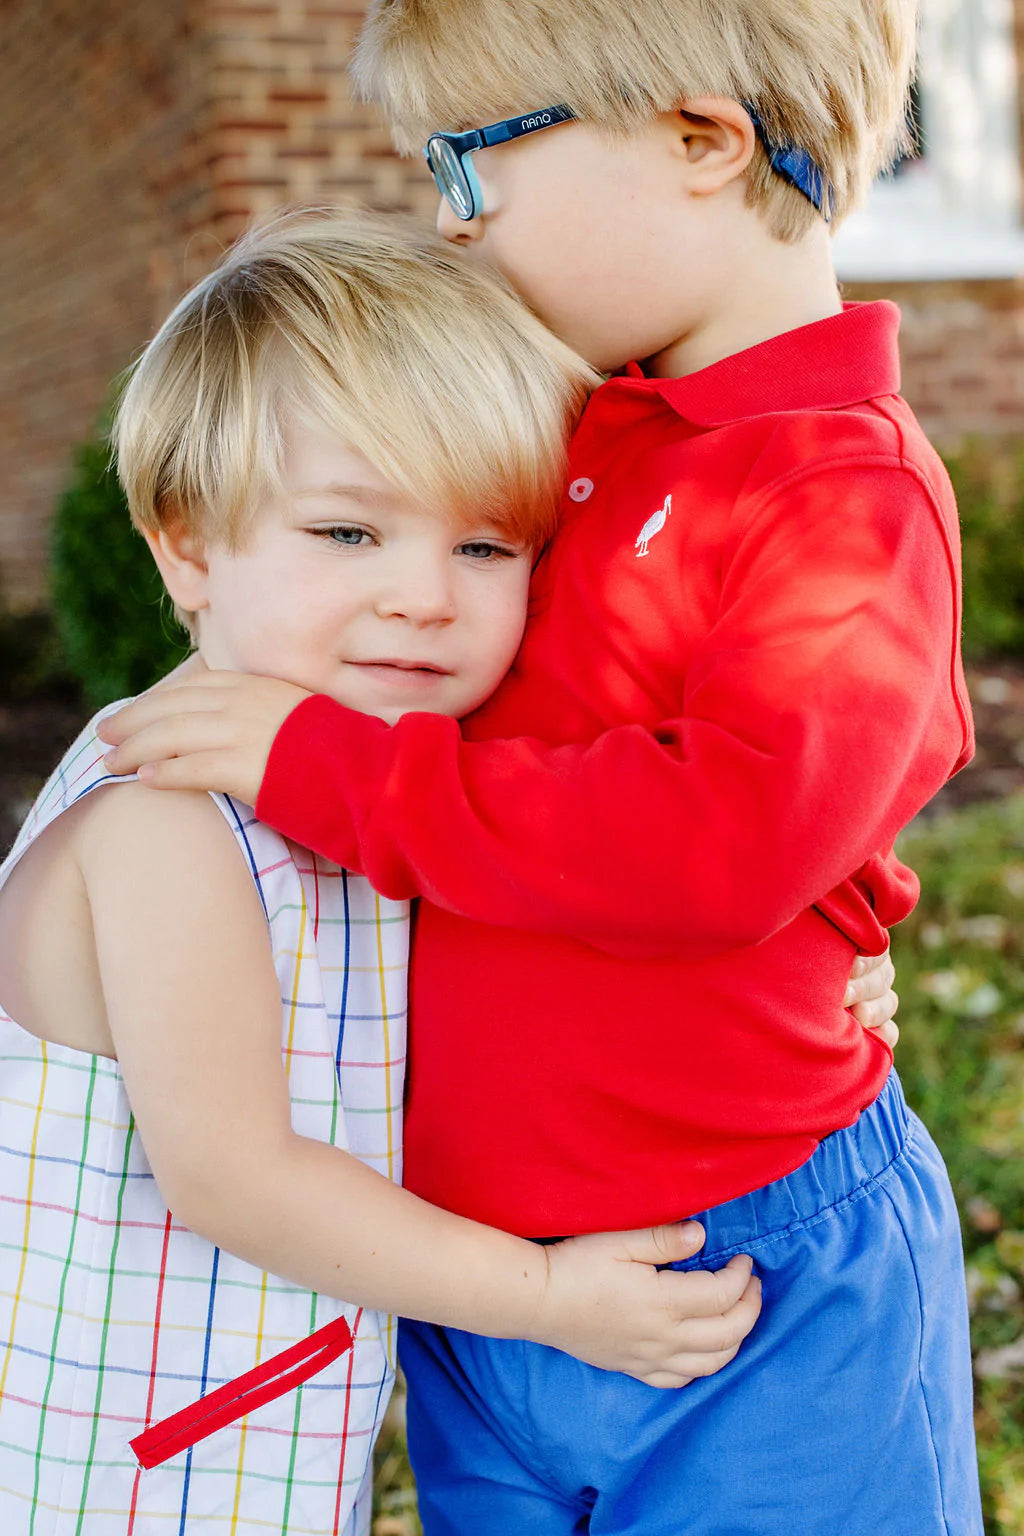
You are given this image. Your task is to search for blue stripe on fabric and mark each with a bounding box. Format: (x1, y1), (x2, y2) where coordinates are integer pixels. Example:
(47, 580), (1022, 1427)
(179, 1247), (221, 1535)
(0, 1334), (376, 1394)
(336, 869), (352, 1075)
(223, 796), (269, 923)
(0, 1143), (153, 1181)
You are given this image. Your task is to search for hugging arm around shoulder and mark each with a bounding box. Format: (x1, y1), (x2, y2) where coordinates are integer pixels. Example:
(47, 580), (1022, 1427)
(73, 785), (543, 1331)
(257, 464), (973, 961)
(63, 783), (762, 1376)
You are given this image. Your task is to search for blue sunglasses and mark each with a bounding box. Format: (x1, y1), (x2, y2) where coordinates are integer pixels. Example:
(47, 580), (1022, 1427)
(425, 102), (833, 223)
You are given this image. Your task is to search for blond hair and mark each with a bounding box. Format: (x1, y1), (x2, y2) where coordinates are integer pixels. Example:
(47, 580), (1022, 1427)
(353, 0), (918, 241)
(115, 209), (597, 566)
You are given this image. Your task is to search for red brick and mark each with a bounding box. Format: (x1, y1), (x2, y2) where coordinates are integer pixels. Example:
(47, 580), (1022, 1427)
(215, 117), (290, 132)
(267, 90), (330, 104)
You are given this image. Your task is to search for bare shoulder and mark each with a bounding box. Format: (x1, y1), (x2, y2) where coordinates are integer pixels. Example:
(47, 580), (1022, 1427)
(0, 784), (260, 1056)
(73, 783), (272, 978)
(76, 785), (269, 981)
(73, 779), (236, 848)
(72, 781), (254, 893)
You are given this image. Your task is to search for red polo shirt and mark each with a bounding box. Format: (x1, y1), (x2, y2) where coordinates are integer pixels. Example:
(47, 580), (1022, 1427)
(258, 303), (973, 1235)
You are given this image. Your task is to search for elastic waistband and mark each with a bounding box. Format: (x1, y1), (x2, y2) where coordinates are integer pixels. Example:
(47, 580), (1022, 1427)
(674, 1071), (910, 1267)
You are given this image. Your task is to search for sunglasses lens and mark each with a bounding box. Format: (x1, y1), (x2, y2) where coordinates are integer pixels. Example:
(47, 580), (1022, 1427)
(427, 137), (475, 219)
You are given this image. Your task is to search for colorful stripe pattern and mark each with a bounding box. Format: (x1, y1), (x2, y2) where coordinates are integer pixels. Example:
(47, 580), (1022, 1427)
(0, 707), (409, 1533)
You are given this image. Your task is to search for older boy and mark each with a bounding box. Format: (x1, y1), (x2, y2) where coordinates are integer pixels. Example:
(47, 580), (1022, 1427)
(101, 1), (978, 1531)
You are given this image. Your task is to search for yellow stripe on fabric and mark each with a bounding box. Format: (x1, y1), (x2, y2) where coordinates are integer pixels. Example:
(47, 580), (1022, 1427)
(0, 1046), (49, 1407)
(373, 894), (395, 1185)
(272, 950), (404, 975)
(0, 1095), (127, 1129)
(229, 1270), (271, 1534)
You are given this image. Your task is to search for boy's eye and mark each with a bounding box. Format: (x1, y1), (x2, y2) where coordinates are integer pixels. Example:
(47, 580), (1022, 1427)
(457, 539), (519, 561)
(317, 525), (373, 548)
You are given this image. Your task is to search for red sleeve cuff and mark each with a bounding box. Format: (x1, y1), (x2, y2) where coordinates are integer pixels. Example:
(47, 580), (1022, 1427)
(255, 693), (389, 872)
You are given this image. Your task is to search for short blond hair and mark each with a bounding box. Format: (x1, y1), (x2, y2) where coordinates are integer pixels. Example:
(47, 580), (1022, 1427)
(115, 209), (597, 560)
(353, 0), (918, 241)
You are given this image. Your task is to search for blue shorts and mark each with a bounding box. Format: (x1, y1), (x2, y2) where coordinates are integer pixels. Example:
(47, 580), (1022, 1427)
(399, 1074), (982, 1535)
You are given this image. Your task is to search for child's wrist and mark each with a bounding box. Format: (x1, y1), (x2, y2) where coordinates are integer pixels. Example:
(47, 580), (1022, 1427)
(474, 1232), (554, 1344)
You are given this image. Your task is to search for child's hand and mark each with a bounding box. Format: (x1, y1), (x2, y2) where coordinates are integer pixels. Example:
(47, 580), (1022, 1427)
(844, 948), (899, 1049)
(533, 1221), (760, 1388)
(97, 671), (312, 805)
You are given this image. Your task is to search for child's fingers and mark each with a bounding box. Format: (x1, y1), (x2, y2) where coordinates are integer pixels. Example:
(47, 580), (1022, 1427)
(660, 1252), (758, 1320)
(634, 1273), (762, 1389)
(854, 998), (899, 1051)
(669, 1273), (762, 1353)
(96, 684), (227, 746)
(852, 988), (899, 1025)
(843, 948), (895, 1006)
(851, 988), (899, 1028)
(637, 1349), (736, 1390)
(617, 1220), (706, 1266)
(102, 712), (229, 777)
(134, 750), (246, 795)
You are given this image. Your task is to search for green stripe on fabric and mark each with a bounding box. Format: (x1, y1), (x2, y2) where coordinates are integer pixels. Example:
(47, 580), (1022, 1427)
(74, 1117), (137, 1534)
(29, 1056), (100, 1535)
(279, 1291), (320, 1534)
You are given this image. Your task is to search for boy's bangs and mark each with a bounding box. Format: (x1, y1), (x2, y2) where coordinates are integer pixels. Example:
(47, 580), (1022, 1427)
(286, 356), (570, 551)
(352, 0), (639, 151)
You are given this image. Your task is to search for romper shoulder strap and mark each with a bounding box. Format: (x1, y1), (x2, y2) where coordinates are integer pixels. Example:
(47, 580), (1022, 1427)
(0, 699), (136, 897)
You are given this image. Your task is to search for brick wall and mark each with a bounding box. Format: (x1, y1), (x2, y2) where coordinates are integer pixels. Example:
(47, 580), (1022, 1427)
(0, 0), (432, 610)
(200, 0), (434, 248)
(0, 0), (207, 606)
(881, 0), (1024, 446)
(848, 278), (1024, 446)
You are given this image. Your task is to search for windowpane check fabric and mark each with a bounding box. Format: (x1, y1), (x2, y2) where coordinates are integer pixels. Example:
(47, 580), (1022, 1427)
(0, 707), (409, 1534)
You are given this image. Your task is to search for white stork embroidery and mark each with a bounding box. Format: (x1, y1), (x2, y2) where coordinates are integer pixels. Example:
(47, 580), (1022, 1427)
(635, 494), (672, 557)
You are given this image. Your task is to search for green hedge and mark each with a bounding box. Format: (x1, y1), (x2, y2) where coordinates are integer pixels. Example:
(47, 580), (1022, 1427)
(50, 436), (189, 707)
(946, 439), (1024, 659)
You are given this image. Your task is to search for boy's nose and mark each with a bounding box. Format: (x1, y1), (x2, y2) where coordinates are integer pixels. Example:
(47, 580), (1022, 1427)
(374, 570), (457, 626)
(437, 196), (485, 245)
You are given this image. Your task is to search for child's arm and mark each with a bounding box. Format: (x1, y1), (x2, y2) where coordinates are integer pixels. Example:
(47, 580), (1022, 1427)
(101, 464), (971, 961)
(72, 782), (760, 1387)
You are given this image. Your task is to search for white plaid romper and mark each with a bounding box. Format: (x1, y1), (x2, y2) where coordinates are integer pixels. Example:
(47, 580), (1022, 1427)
(0, 707), (409, 1534)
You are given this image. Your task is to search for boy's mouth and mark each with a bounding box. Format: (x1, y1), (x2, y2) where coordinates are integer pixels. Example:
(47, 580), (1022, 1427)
(347, 658), (452, 681)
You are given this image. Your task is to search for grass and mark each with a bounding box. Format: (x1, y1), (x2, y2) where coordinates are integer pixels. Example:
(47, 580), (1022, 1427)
(893, 794), (1024, 1535)
(372, 793), (1024, 1534)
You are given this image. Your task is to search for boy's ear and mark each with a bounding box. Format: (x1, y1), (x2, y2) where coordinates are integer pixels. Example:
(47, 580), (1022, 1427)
(143, 517), (211, 615)
(669, 96), (757, 197)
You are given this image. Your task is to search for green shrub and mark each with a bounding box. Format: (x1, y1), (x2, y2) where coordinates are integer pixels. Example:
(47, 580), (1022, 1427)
(893, 796), (1024, 1536)
(0, 604), (76, 704)
(50, 435), (189, 707)
(943, 439), (1024, 659)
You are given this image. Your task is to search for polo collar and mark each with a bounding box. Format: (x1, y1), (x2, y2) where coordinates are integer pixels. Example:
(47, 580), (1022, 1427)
(619, 302), (902, 427)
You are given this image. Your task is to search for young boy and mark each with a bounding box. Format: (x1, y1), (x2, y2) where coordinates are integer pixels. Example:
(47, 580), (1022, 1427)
(0, 213), (768, 1536)
(100, 2), (975, 1531)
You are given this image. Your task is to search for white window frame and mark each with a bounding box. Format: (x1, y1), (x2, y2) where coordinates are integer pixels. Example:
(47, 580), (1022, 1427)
(833, 0), (1024, 281)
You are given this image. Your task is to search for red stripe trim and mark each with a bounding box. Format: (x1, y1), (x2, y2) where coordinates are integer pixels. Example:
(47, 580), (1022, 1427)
(130, 1314), (354, 1470)
(331, 1308), (363, 1535)
(128, 1211), (174, 1525)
